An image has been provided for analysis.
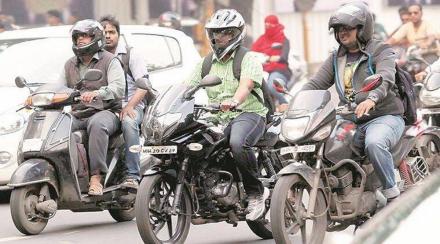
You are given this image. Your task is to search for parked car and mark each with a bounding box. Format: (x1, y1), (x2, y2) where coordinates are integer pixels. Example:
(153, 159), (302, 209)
(0, 25), (201, 190)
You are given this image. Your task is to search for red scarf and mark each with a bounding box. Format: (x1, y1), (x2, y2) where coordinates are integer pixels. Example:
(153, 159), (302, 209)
(251, 15), (288, 73)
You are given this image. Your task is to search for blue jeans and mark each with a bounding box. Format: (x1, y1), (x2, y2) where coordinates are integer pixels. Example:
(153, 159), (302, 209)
(121, 106), (144, 181)
(353, 115), (405, 198)
(267, 71), (289, 105)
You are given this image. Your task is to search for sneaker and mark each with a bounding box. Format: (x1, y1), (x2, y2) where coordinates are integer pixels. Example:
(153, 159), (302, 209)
(246, 187), (270, 221)
(121, 178), (139, 189)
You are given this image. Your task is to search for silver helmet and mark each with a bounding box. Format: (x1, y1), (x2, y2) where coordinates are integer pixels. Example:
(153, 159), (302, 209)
(328, 2), (373, 44)
(205, 9), (246, 60)
(70, 19), (105, 56)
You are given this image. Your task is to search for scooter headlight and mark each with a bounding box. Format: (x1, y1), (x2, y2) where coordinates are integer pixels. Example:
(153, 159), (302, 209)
(281, 116), (309, 143)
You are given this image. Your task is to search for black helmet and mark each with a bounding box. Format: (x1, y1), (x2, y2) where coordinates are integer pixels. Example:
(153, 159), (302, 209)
(205, 9), (246, 61)
(328, 2), (373, 44)
(70, 19), (105, 56)
(158, 11), (181, 30)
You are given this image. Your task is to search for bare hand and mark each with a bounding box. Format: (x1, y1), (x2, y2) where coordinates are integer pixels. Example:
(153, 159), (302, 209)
(269, 55), (280, 62)
(81, 91), (99, 103)
(355, 99), (376, 118)
(120, 105), (136, 120)
(415, 71), (427, 82)
(220, 100), (238, 112)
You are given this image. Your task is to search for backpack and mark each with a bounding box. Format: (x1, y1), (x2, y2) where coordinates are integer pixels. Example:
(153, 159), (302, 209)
(367, 44), (418, 126)
(393, 64), (417, 125)
(201, 46), (276, 122)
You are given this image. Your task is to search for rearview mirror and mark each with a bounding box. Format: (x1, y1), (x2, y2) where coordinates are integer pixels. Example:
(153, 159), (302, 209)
(273, 78), (287, 94)
(360, 74), (382, 93)
(83, 69), (103, 82)
(15, 76), (27, 88)
(200, 74), (222, 87)
(184, 75), (222, 100)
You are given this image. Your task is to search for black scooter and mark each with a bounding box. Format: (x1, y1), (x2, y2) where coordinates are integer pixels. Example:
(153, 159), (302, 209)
(8, 69), (150, 235)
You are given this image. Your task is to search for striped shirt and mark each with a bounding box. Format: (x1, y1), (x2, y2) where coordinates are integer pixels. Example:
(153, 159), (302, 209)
(186, 50), (267, 123)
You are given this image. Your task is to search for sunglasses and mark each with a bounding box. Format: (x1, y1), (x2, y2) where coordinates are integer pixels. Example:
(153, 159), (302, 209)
(212, 28), (235, 36)
(336, 26), (356, 33)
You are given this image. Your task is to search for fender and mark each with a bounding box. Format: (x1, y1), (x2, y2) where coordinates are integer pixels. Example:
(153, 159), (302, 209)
(419, 126), (440, 139)
(8, 159), (59, 196)
(277, 160), (323, 188)
(142, 165), (177, 179)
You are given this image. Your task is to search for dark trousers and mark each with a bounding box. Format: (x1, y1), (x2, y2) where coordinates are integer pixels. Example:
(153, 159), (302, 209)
(73, 110), (120, 175)
(224, 112), (266, 196)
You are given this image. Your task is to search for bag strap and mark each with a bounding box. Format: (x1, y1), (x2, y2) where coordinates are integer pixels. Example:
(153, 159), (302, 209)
(200, 47), (264, 105)
(119, 46), (133, 102)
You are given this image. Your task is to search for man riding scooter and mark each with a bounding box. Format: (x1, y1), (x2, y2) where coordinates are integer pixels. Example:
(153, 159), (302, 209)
(59, 19), (125, 195)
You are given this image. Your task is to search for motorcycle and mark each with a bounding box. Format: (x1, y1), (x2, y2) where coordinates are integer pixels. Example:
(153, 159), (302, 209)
(8, 69), (151, 235)
(404, 42), (439, 77)
(414, 59), (440, 170)
(132, 75), (285, 244)
(269, 75), (440, 243)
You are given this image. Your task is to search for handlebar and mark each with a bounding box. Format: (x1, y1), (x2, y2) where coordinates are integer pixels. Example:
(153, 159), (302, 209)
(194, 104), (243, 113)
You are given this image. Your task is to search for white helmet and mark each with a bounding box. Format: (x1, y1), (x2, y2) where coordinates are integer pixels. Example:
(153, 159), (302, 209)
(205, 9), (246, 60)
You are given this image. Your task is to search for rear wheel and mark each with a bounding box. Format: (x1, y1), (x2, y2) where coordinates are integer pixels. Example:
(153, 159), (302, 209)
(135, 175), (192, 244)
(10, 185), (49, 235)
(270, 175), (327, 244)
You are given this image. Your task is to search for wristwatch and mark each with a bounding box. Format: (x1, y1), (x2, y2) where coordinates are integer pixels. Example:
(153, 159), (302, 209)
(231, 98), (240, 107)
(367, 94), (379, 104)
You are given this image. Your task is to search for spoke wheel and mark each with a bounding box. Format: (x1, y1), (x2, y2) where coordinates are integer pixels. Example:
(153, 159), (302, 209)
(135, 175), (191, 244)
(270, 175), (327, 244)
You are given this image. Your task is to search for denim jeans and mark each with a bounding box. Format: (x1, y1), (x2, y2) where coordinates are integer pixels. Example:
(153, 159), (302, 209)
(267, 71), (289, 105)
(121, 106), (144, 181)
(224, 112), (266, 196)
(353, 115), (405, 198)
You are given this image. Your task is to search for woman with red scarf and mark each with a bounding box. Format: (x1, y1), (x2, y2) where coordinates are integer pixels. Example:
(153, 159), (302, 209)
(252, 15), (292, 106)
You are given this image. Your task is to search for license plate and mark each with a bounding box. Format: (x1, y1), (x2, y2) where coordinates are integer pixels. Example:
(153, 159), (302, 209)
(280, 145), (316, 155)
(142, 145), (177, 154)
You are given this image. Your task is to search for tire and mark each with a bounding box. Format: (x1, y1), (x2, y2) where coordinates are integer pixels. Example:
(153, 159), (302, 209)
(135, 175), (192, 244)
(246, 219), (273, 239)
(416, 134), (440, 171)
(109, 208), (135, 222)
(270, 175), (327, 244)
(10, 185), (48, 235)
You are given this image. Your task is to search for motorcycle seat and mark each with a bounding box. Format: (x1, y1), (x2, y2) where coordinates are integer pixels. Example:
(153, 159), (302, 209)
(255, 131), (278, 148)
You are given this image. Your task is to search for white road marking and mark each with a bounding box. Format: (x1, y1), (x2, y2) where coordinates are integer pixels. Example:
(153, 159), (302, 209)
(0, 236), (32, 242)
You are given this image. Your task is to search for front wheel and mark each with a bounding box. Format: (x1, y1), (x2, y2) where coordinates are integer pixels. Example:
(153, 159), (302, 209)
(135, 175), (192, 244)
(10, 185), (49, 235)
(416, 134), (440, 171)
(270, 175), (327, 244)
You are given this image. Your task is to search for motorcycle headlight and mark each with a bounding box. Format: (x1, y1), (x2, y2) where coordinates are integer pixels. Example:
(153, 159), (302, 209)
(420, 88), (440, 106)
(281, 116), (309, 142)
(28, 92), (69, 107)
(0, 112), (26, 135)
(311, 124), (332, 141)
(146, 113), (182, 144)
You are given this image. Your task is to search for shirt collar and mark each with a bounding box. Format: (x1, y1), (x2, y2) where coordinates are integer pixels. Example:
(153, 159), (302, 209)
(211, 49), (236, 63)
(77, 50), (103, 65)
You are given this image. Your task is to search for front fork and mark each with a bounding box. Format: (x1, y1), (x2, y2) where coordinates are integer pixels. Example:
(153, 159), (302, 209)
(171, 157), (189, 215)
(306, 144), (324, 218)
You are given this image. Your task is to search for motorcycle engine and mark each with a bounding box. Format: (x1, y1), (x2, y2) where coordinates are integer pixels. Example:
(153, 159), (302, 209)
(212, 182), (239, 206)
